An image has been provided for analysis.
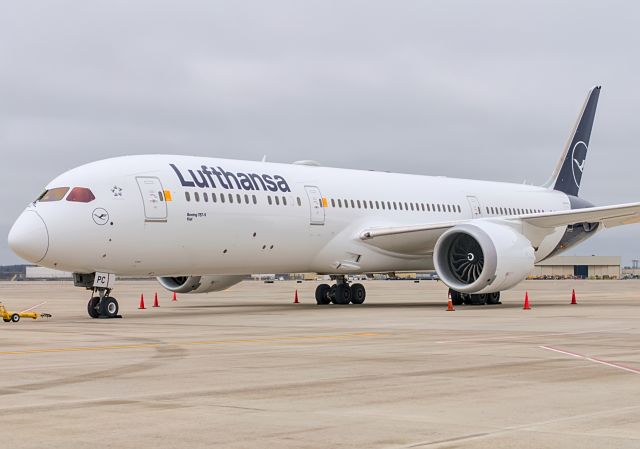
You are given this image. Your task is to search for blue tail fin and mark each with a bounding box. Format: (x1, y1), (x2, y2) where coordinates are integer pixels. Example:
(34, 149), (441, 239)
(546, 86), (601, 197)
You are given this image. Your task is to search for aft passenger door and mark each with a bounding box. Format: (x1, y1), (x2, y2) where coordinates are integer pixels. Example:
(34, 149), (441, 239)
(304, 185), (325, 225)
(467, 195), (482, 219)
(136, 176), (168, 222)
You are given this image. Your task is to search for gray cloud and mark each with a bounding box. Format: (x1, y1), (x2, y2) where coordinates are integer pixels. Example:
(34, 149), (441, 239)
(1, 0), (639, 265)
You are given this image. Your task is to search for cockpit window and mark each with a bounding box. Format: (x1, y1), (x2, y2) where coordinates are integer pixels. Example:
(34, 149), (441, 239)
(37, 187), (69, 202)
(66, 187), (96, 203)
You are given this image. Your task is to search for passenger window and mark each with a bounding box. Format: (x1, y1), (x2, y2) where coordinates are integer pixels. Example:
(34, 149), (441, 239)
(185, 192), (191, 202)
(297, 197), (301, 206)
(381, 201), (386, 210)
(38, 187), (70, 202)
(344, 199), (349, 208)
(245, 194), (249, 204)
(275, 196), (280, 205)
(237, 194), (241, 203)
(375, 201), (379, 209)
(369, 201), (374, 209)
(350, 200), (355, 208)
(220, 193), (225, 203)
(357, 200), (361, 208)
(66, 187), (95, 203)
(267, 196), (272, 205)
(253, 195), (257, 205)
(212, 193), (217, 203)
(194, 192), (200, 202)
(228, 194), (233, 203)
(203, 192), (208, 202)
(282, 196), (287, 206)
(363, 201), (367, 209)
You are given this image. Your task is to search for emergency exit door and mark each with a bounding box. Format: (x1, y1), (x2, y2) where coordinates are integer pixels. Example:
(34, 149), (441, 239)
(304, 185), (325, 225)
(136, 177), (167, 222)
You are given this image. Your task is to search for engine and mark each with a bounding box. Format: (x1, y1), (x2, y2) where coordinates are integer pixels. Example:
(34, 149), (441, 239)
(156, 275), (244, 294)
(433, 222), (535, 294)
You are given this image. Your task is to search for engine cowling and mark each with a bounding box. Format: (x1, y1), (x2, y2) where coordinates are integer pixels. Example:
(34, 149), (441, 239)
(156, 275), (244, 294)
(433, 222), (535, 294)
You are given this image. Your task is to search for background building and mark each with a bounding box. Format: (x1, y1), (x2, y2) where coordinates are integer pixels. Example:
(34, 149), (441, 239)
(530, 256), (621, 279)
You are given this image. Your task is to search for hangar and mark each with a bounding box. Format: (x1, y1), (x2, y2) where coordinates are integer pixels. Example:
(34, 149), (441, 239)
(530, 256), (621, 279)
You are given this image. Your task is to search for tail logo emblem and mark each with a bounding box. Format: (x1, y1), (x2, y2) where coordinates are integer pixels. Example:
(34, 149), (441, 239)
(571, 141), (588, 188)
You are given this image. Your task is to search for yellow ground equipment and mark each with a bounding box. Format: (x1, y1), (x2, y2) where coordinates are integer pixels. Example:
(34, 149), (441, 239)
(0, 302), (51, 323)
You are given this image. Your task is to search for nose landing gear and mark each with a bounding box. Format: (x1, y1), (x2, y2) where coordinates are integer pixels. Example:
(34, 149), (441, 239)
(87, 289), (121, 319)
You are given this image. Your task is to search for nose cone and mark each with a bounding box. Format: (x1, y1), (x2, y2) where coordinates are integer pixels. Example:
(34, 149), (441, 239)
(8, 211), (49, 263)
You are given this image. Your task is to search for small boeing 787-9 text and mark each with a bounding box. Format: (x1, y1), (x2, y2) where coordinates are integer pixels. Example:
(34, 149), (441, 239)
(8, 86), (640, 318)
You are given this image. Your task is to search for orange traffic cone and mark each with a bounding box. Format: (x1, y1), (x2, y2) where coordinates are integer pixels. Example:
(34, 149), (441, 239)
(138, 294), (146, 309)
(153, 292), (159, 308)
(293, 289), (299, 304)
(523, 291), (531, 310)
(571, 289), (577, 305)
(172, 292), (177, 302)
(446, 292), (455, 311)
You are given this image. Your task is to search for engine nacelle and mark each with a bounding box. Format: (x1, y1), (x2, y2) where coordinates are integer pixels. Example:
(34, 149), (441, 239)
(156, 275), (244, 294)
(433, 222), (535, 294)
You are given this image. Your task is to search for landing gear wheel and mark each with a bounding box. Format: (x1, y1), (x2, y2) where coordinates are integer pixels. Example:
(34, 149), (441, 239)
(487, 292), (501, 305)
(99, 296), (119, 318)
(10, 313), (20, 323)
(315, 284), (331, 305)
(449, 289), (464, 306)
(329, 284), (337, 304)
(334, 284), (351, 305)
(463, 293), (487, 305)
(350, 283), (366, 304)
(87, 297), (100, 318)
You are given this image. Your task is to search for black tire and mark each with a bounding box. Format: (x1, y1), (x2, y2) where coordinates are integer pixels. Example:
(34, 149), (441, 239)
(450, 289), (464, 306)
(487, 292), (501, 305)
(350, 283), (366, 304)
(11, 313), (20, 323)
(334, 284), (351, 305)
(315, 284), (331, 305)
(329, 284), (337, 304)
(87, 297), (100, 319)
(99, 296), (119, 318)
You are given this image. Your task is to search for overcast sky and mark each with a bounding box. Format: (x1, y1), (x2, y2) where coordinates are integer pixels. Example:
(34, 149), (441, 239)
(1, 0), (639, 266)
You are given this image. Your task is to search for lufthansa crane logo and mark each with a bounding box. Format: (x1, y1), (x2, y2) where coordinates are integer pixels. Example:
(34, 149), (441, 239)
(571, 141), (588, 188)
(92, 208), (109, 225)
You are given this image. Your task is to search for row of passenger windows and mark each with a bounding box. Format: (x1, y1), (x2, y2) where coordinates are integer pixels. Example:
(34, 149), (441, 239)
(183, 191), (547, 216)
(486, 206), (546, 215)
(185, 191), (303, 207)
(329, 198), (462, 213)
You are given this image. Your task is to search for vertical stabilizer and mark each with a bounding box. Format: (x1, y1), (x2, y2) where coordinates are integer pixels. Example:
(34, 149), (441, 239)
(546, 85), (601, 197)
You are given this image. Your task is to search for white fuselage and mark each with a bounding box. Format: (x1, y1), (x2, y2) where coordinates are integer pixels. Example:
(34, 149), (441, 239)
(11, 155), (570, 276)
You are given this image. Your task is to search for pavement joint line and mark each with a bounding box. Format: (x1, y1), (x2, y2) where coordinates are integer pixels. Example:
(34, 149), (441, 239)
(0, 331), (392, 356)
(539, 345), (640, 375)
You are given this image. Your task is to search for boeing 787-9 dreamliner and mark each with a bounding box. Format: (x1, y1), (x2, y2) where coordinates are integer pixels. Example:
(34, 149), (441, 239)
(8, 86), (640, 318)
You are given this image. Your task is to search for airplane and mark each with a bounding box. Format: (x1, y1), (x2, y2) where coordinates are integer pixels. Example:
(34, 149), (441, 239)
(7, 86), (640, 319)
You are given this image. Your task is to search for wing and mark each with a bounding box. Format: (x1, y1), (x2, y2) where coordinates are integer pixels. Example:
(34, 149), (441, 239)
(360, 202), (640, 254)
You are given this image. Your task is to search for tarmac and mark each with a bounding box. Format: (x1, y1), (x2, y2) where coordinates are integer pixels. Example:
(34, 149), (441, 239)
(0, 279), (639, 449)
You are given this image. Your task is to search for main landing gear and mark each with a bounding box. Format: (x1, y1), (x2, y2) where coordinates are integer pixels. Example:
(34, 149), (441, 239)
(87, 289), (121, 319)
(449, 288), (501, 306)
(315, 276), (366, 305)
